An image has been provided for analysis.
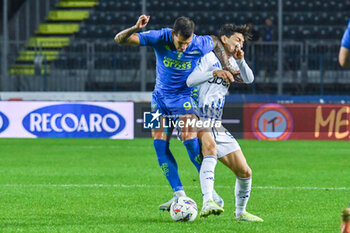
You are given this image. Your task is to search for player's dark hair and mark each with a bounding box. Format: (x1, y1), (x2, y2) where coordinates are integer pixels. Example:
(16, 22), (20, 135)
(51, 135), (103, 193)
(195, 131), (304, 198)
(173, 16), (195, 39)
(219, 24), (252, 41)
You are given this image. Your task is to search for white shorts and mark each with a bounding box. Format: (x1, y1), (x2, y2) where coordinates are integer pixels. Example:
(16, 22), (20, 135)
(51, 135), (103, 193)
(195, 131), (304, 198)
(177, 121), (241, 158)
(210, 126), (241, 159)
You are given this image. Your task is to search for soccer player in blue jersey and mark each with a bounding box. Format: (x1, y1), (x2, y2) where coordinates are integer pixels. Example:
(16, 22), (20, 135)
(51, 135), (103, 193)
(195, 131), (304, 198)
(114, 15), (238, 210)
(339, 18), (350, 67)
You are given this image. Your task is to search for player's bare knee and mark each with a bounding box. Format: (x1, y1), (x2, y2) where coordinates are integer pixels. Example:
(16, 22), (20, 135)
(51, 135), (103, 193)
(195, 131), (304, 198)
(179, 114), (198, 141)
(180, 130), (197, 141)
(202, 140), (217, 157)
(152, 130), (168, 140)
(239, 166), (252, 178)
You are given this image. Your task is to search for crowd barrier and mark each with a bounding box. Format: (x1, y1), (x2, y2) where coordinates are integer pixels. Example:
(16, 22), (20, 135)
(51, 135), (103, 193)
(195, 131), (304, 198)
(0, 100), (348, 140)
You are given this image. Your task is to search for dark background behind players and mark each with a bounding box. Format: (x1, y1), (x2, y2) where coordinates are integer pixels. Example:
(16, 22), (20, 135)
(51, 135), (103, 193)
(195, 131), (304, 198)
(1, 0), (350, 95)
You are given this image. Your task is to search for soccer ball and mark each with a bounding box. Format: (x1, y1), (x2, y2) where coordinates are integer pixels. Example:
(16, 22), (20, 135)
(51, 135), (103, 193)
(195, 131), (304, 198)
(170, 196), (198, 222)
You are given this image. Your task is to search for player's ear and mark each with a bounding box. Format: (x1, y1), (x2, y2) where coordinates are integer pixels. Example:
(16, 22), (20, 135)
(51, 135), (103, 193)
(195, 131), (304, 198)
(171, 30), (175, 38)
(220, 35), (227, 45)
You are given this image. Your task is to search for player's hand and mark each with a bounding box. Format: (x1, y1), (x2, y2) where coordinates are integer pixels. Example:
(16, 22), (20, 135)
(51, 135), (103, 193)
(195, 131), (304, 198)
(227, 69), (243, 83)
(233, 74), (244, 83)
(135, 15), (150, 29)
(213, 70), (234, 83)
(232, 71), (244, 83)
(225, 65), (243, 83)
(233, 42), (244, 60)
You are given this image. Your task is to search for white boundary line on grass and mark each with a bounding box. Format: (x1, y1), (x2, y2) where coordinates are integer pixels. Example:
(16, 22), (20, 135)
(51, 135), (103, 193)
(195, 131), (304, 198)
(1, 184), (349, 190)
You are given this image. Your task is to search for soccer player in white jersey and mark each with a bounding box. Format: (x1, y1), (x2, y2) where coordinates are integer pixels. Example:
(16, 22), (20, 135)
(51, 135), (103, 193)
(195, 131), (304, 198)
(186, 24), (263, 222)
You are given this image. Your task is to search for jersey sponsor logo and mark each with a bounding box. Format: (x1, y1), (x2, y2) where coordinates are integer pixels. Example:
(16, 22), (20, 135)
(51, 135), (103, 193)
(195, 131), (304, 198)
(251, 104), (293, 140)
(163, 56), (191, 69)
(0, 112), (9, 133)
(22, 104), (126, 138)
(208, 76), (229, 87)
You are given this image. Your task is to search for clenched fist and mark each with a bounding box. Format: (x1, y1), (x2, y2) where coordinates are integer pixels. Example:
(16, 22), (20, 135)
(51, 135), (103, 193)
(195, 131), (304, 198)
(135, 15), (150, 29)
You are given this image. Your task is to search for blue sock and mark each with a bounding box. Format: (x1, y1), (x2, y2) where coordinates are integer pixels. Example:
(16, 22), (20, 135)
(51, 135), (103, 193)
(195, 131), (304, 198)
(183, 137), (202, 173)
(153, 139), (183, 192)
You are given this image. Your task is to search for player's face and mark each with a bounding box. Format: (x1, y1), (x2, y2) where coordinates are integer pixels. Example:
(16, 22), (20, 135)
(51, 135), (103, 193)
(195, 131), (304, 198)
(172, 31), (193, 52)
(224, 33), (244, 55)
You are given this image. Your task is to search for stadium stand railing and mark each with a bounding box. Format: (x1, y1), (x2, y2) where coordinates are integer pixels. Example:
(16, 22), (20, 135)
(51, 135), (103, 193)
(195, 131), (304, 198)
(4, 40), (349, 94)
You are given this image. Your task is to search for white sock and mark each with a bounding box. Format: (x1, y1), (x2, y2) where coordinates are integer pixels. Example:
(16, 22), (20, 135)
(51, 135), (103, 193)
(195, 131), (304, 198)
(200, 156), (217, 204)
(174, 190), (186, 198)
(235, 176), (252, 217)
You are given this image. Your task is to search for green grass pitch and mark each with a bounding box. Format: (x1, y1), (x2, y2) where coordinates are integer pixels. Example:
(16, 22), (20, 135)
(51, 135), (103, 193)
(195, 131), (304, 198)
(0, 138), (349, 232)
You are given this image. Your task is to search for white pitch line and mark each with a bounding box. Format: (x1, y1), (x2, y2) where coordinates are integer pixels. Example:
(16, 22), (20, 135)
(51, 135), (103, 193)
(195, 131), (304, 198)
(254, 186), (350, 190)
(0, 184), (349, 190)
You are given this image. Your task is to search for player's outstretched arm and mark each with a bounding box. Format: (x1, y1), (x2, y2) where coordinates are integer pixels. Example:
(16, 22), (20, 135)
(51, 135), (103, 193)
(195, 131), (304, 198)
(211, 35), (241, 82)
(114, 15), (150, 45)
(339, 47), (350, 68)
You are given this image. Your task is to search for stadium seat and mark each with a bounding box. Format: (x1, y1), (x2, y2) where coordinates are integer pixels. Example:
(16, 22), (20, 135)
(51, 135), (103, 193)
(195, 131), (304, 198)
(16, 50), (59, 62)
(27, 37), (70, 48)
(10, 64), (50, 75)
(36, 24), (80, 35)
(57, 0), (98, 8)
(46, 10), (90, 21)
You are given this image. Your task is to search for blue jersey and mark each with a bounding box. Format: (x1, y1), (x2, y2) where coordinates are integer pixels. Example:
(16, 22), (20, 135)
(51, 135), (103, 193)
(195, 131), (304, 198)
(341, 19), (350, 49)
(138, 28), (214, 95)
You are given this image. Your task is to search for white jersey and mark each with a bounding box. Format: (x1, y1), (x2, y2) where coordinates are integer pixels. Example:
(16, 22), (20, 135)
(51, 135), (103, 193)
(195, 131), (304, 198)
(187, 52), (254, 121)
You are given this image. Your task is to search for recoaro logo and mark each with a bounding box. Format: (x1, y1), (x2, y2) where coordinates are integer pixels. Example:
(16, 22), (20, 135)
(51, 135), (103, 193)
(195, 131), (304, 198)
(0, 112), (9, 133)
(22, 104), (126, 138)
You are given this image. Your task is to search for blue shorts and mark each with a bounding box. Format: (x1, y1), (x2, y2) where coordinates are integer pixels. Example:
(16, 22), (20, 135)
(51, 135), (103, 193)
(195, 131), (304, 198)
(151, 89), (199, 120)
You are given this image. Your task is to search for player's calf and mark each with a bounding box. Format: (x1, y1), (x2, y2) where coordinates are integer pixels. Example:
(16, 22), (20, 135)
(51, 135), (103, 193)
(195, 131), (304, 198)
(181, 115), (203, 173)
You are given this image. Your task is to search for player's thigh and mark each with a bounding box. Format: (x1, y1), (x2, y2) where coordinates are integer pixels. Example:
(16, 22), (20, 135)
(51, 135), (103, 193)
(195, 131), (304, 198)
(170, 94), (199, 141)
(152, 116), (173, 141)
(197, 129), (217, 157)
(213, 127), (252, 178)
(219, 150), (252, 178)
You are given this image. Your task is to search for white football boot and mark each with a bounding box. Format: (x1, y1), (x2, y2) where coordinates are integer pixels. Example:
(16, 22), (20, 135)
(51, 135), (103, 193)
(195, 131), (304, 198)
(212, 189), (224, 208)
(200, 200), (224, 217)
(235, 211), (264, 222)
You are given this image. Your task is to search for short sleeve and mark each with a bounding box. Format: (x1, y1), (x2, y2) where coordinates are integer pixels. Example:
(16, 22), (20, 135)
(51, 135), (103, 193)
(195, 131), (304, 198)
(341, 19), (350, 49)
(137, 30), (162, 46)
(196, 35), (215, 55)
